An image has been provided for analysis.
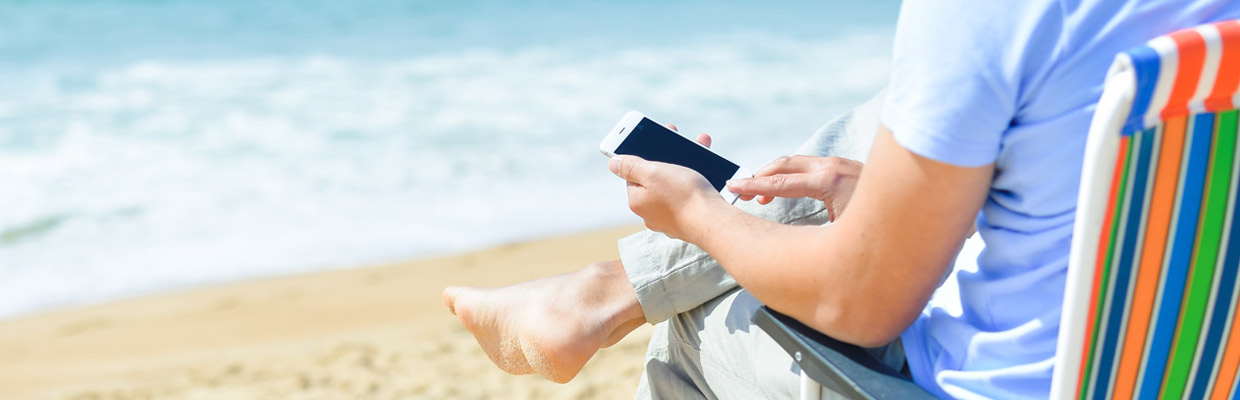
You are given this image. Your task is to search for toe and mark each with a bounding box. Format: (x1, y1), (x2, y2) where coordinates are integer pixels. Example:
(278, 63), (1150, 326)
(442, 286), (462, 314)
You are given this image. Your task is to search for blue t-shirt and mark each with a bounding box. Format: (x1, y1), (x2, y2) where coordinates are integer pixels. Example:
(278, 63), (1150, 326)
(883, 1), (1240, 398)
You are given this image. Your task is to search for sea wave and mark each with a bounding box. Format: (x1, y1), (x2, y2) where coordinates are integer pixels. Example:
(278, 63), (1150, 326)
(0, 32), (892, 318)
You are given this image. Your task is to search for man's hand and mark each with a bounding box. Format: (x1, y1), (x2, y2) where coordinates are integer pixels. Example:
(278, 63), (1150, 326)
(609, 154), (724, 240)
(726, 155), (863, 221)
(608, 128), (726, 240)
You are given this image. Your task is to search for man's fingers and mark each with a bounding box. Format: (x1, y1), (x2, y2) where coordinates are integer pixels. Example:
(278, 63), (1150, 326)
(752, 155), (819, 177)
(727, 173), (812, 198)
(667, 123), (678, 132)
(695, 133), (712, 148)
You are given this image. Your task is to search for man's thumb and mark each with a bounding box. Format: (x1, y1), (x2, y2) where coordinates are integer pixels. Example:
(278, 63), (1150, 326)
(609, 155), (643, 183)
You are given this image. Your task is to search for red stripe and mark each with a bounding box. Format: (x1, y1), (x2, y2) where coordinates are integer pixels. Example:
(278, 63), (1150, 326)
(1162, 30), (1206, 119)
(1206, 21), (1240, 112)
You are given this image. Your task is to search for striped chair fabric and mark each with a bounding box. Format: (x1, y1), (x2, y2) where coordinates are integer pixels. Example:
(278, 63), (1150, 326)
(1055, 20), (1240, 400)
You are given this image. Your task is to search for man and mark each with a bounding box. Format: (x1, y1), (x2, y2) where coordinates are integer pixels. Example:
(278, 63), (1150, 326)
(443, 93), (883, 396)
(446, 0), (1240, 398)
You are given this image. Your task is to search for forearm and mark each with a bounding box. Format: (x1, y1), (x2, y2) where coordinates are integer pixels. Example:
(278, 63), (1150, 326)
(619, 195), (833, 323)
(610, 127), (989, 346)
(681, 201), (940, 347)
(679, 129), (988, 348)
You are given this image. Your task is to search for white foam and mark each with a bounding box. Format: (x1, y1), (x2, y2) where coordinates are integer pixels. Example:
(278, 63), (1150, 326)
(0, 33), (892, 319)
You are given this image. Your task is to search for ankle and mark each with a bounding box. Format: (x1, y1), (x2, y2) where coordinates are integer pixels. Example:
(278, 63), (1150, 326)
(581, 261), (646, 328)
(582, 259), (626, 284)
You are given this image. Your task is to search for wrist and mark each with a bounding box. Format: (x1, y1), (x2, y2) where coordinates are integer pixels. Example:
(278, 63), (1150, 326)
(679, 191), (740, 247)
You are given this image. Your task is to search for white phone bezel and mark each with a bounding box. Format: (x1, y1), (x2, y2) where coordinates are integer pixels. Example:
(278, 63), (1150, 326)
(719, 166), (751, 204)
(599, 111), (751, 204)
(599, 110), (646, 158)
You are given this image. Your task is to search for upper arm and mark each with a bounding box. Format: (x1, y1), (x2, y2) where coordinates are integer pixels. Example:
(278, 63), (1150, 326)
(823, 2), (1061, 336)
(816, 125), (993, 344)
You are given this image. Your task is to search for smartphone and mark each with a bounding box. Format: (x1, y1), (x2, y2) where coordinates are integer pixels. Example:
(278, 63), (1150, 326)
(600, 111), (751, 203)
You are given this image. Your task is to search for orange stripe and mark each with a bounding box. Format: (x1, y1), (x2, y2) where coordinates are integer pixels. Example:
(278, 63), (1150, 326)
(1076, 137), (1133, 397)
(1112, 116), (1188, 399)
(1206, 21), (1240, 112)
(1212, 291), (1240, 400)
(1162, 30), (1206, 119)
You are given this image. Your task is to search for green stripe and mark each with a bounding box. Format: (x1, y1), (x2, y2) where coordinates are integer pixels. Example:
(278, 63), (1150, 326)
(1194, 111), (1238, 291)
(1193, 111), (1239, 389)
(1161, 113), (1226, 399)
(1200, 112), (1240, 276)
(1081, 135), (1137, 400)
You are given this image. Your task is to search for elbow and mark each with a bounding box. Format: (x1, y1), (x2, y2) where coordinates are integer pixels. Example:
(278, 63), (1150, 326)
(833, 319), (906, 349)
(807, 301), (915, 349)
(847, 325), (905, 349)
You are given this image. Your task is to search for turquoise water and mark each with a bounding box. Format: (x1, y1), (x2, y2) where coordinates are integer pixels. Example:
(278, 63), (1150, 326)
(0, 0), (899, 318)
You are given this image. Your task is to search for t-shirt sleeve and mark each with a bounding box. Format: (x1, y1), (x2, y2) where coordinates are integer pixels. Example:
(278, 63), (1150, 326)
(881, 0), (1062, 167)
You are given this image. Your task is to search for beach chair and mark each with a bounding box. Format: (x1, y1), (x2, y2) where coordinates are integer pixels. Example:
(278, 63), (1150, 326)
(754, 19), (1240, 400)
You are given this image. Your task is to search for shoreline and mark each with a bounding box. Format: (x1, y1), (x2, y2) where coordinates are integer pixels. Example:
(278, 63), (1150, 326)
(0, 221), (642, 323)
(0, 224), (651, 399)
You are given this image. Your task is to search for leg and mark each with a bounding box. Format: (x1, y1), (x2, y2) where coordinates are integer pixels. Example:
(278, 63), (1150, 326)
(635, 288), (906, 400)
(635, 288), (794, 400)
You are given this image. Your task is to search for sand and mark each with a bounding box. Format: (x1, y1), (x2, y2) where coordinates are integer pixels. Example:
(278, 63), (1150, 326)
(0, 225), (653, 400)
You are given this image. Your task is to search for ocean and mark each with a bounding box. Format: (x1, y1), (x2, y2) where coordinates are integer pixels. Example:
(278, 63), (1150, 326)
(0, 0), (899, 319)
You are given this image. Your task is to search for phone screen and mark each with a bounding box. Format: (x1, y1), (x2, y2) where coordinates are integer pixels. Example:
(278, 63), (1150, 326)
(614, 117), (741, 191)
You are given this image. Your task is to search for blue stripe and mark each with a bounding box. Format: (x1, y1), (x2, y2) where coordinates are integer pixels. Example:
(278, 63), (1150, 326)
(1232, 370), (1240, 400)
(1223, 125), (1240, 400)
(1139, 114), (1214, 398)
(1124, 45), (1162, 136)
(1094, 127), (1157, 399)
(1192, 141), (1240, 399)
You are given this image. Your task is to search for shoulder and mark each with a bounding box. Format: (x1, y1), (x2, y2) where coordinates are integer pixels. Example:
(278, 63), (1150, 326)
(882, 0), (1069, 167)
(892, 0), (1066, 68)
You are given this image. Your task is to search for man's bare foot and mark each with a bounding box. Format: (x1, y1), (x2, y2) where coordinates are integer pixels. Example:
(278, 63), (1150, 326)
(441, 260), (645, 383)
